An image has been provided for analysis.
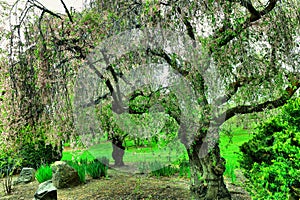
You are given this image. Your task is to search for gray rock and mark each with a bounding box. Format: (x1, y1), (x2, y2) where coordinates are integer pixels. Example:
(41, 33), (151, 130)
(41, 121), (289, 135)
(51, 161), (81, 189)
(34, 180), (57, 200)
(13, 167), (36, 185)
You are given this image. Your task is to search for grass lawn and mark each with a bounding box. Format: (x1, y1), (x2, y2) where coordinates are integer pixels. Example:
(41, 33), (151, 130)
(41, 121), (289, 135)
(220, 126), (253, 181)
(61, 126), (253, 181)
(62, 139), (187, 165)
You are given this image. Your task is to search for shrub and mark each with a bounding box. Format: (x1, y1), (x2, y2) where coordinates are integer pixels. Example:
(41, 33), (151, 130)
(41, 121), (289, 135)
(0, 148), (16, 194)
(240, 98), (300, 199)
(0, 167), (13, 194)
(86, 158), (108, 179)
(0, 153), (22, 175)
(16, 126), (63, 169)
(151, 165), (177, 177)
(18, 139), (63, 170)
(172, 155), (190, 178)
(148, 161), (178, 177)
(137, 161), (178, 177)
(35, 164), (52, 183)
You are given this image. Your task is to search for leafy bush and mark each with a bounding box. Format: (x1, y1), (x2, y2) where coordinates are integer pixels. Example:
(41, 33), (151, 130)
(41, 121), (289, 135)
(0, 149), (16, 194)
(0, 153), (22, 175)
(35, 164), (52, 183)
(171, 155), (191, 178)
(18, 140), (62, 170)
(240, 98), (300, 199)
(15, 126), (63, 170)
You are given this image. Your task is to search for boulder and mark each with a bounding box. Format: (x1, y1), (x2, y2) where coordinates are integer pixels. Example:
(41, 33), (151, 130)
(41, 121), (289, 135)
(34, 180), (57, 200)
(13, 167), (35, 185)
(51, 161), (81, 189)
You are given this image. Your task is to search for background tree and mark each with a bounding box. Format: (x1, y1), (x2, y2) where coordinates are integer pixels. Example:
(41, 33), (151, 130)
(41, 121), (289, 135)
(96, 103), (128, 166)
(95, 92), (180, 166)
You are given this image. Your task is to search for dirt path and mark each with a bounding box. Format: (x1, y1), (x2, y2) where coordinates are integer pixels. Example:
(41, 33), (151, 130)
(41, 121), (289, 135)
(0, 167), (250, 200)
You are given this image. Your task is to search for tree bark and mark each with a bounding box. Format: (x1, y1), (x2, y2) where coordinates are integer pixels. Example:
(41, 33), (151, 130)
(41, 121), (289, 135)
(111, 136), (125, 166)
(187, 134), (231, 200)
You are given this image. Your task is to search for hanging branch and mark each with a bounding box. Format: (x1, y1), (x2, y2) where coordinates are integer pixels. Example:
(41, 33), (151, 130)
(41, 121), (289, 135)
(59, 0), (73, 23)
(28, 0), (62, 19)
(212, 0), (278, 50)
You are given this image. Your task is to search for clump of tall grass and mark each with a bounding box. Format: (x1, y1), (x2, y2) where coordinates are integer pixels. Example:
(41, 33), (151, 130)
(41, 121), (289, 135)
(35, 164), (52, 183)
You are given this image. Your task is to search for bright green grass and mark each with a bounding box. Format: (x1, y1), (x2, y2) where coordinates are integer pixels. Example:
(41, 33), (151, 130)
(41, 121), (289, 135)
(61, 149), (95, 161)
(35, 164), (52, 183)
(62, 139), (187, 165)
(61, 126), (252, 182)
(220, 126), (253, 181)
(220, 126), (253, 167)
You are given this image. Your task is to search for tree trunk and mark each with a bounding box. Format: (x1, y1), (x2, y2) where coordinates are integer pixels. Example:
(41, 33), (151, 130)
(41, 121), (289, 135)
(111, 137), (125, 166)
(187, 138), (231, 200)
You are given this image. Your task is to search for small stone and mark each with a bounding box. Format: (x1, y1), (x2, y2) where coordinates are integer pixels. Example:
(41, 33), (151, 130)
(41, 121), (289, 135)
(34, 180), (57, 200)
(13, 168), (36, 185)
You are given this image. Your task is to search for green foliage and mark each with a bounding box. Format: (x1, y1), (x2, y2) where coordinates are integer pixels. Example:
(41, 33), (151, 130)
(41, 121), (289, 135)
(9, 126), (63, 170)
(66, 160), (87, 184)
(67, 156), (109, 182)
(18, 139), (62, 170)
(35, 164), (52, 183)
(178, 160), (190, 178)
(0, 153), (22, 175)
(63, 142), (70, 147)
(240, 98), (300, 199)
(219, 124), (253, 183)
(76, 166), (86, 184)
(0, 154), (15, 195)
(86, 157), (109, 179)
(0, 168), (13, 195)
(223, 161), (236, 183)
(151, 165), (177, 177)
(171, 155), (190, 178)
(138, 161), (178, 177)
(62, 148), (103, 162)
(0, 150), (15, 195)
(137, 162), (149, 174)
(97, 99), (179, 150)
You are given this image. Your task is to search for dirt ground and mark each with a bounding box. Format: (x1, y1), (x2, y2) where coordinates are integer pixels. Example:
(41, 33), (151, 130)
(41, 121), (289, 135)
(0, 165), (251, 200)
